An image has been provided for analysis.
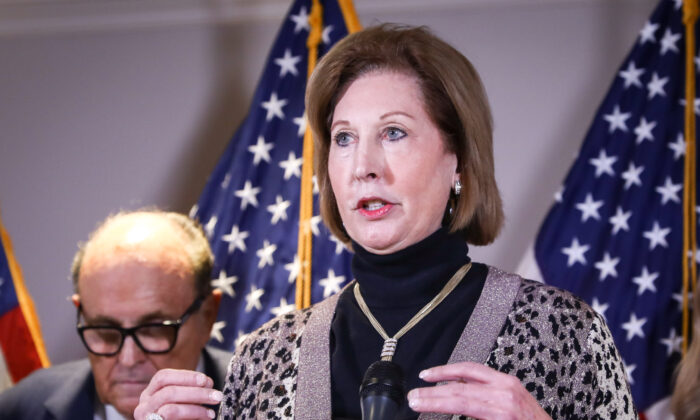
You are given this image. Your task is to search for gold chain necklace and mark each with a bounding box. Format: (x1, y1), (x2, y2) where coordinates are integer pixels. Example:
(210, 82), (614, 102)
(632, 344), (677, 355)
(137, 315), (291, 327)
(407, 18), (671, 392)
(353, 262), (472, 361)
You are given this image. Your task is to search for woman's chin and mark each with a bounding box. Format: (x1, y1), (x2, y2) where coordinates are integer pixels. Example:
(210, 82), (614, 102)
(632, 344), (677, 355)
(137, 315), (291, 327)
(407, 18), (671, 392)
(353, 233), (404, 255)
(349, 222), (438, 254)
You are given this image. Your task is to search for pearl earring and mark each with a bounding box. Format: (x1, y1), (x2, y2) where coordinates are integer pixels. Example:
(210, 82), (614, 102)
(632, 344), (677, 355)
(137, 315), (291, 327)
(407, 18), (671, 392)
(454, 179), (462, 196)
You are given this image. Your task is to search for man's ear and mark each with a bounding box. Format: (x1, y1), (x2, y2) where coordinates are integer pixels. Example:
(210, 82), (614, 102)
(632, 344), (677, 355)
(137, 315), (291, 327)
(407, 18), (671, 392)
(204, 289), (222, 325)
(71, 294), (80, 308)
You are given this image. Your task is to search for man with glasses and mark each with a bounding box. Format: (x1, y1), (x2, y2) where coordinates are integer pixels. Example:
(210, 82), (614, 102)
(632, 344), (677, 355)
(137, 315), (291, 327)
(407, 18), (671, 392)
(0, 210), (232, 419)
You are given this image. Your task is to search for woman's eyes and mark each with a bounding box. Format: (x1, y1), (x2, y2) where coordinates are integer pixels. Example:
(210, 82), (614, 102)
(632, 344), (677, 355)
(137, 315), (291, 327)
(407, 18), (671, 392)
(385, 127), (406, 141)
(332, 127), (406, 146)
(333, 131), (353, 146)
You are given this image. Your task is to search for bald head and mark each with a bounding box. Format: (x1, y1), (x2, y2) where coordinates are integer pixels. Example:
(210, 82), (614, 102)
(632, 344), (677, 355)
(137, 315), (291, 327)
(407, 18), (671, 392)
(71, 210), (213, 297)
(71, 210), (218, 418)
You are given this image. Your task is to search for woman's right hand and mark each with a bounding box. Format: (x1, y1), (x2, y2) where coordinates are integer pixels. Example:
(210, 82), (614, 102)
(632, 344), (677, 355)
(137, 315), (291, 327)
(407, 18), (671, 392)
(133, 369), (224, 420)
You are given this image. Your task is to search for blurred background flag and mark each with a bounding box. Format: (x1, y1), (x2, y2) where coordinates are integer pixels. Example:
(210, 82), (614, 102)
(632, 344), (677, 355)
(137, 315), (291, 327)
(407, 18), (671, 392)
(520, 0), (697, 417)
(192, 0), (359, 350)
(0, 212), (49, 391)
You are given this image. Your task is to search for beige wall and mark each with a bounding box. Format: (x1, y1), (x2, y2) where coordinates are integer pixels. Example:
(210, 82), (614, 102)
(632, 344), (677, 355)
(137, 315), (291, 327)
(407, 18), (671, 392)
(0, 0), (658, 363)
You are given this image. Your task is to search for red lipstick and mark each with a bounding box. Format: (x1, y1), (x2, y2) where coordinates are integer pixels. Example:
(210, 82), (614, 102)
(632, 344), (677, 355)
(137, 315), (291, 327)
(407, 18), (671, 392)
(356, 197), (394, 219)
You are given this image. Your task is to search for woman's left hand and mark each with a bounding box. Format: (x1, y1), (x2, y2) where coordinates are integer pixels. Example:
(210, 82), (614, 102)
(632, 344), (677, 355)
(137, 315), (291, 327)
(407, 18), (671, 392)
(407, 361), (551, 420)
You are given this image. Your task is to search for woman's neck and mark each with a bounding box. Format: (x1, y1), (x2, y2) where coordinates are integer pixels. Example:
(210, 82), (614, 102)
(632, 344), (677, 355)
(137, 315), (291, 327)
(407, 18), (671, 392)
(351, 227), (470, 308)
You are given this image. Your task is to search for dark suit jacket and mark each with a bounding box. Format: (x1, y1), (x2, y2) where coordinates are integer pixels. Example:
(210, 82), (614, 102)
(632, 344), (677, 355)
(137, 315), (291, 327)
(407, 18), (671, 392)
(0, 346), (232, 420)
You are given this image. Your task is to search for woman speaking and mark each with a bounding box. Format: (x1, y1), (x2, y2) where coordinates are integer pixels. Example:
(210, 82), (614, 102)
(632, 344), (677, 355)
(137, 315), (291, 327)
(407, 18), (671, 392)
(135, 24), (637, 419)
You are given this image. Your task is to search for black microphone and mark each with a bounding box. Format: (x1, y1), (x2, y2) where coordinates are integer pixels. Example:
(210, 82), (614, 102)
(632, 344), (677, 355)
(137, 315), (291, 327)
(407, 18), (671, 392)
(359, 360), (405, 420)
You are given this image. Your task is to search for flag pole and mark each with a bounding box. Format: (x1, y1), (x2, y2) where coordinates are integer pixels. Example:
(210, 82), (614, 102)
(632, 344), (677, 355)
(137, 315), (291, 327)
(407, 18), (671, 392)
(296, 0), (323, 310)
(296, 0), (361, 310)
(338, 0), (362, 33)
(682, 0), (698, 355)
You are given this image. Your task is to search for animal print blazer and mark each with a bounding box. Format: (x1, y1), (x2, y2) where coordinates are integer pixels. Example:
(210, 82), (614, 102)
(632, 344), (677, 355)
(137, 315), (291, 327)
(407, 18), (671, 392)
(219, 266), (637, 420)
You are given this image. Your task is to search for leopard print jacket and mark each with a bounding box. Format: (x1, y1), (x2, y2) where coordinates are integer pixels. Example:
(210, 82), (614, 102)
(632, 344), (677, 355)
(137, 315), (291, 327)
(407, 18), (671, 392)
(219, 266), (637, 419)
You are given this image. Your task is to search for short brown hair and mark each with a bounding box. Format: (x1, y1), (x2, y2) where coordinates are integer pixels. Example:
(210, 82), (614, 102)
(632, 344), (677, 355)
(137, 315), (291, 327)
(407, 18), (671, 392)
(306, 24), (503, 245)
(71, 209), (214, 297)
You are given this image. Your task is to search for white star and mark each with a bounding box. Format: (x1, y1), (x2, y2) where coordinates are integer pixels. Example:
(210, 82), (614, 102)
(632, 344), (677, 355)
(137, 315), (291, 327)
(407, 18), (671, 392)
(234, 330), (249, 348)
(591, 298), (609, 321)
(621, 313), (647, 341)
(660, 28), (681, 55)
(609, 206), (632, 234)
(329, 234), (347, 255)
(673, 0), (682, 10)
(603, 105), (631, 133)
(267, 195), (291, 225)
(668, 133), (686, 160)
(672, 291), (694, 311)
(210, 321), (226, 343)
(293, 113), (307, 137)
(221, 173), (231, 189)
(632, 266), (658, 296)
(621, 162), (644, 189)
(561, 237), (590, 267)
(554, 185), (564, 203)
(594, 252), (619, 281)
(618, 61), (644, 89)
(188, 204), (198, 219)
(244, 285), (265, 312)
(656, 176), (682, 205)
(270, 297), (296, 317)
(256, 240), (277, 268)
(588, 149), (617, 177)
(696, 53), (700, 73)
(319, 269), (345, 298)
(310, 215), (322, 236)
(312, 175), (319, 194)
(322, 25), (334, 45)
(211, 270), (238, 297)
(284, 255), (301, 283)
(299, 215), (322, 238)
(680, 98), (700, 115)
(289, 6), (309, 33)
(634, 117), (656, 144)
(261, 92), (288, 121)
(660, 328), (683, 357)
(274, 49), (301, 78)
(221, 225), (249, 254)
(688, 247), (700, 264)
(248, 136), (274, 166)
(234, 181), (261, 210)
(647, 73), (668, 99)
(643, 222), (671, 250)
(639, 20), (658, 44)
(279, 151), (303, 180)
(204, 216), (217, 239)
(575, 193), (604, 222)
(623, 360), (637, 385)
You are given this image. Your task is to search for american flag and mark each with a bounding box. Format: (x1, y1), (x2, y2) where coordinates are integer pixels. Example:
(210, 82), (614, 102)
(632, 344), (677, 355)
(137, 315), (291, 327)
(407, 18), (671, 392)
(192, 0), (355, 350)
(534, 0), (693, 415)
(0, 214), (49, 391)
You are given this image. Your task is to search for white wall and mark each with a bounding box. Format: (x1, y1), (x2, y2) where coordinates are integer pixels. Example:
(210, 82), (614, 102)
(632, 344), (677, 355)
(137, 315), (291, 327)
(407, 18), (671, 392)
(0, 0), (658, 364)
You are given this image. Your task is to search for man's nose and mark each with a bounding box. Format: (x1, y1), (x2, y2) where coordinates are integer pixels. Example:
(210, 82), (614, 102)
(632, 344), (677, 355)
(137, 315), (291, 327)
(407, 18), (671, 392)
(117, 335), (146, 366)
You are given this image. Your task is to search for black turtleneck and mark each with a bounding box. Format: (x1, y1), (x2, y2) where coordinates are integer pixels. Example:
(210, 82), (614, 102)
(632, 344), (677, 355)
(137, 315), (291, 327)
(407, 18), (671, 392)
(329, 228), (488, 420)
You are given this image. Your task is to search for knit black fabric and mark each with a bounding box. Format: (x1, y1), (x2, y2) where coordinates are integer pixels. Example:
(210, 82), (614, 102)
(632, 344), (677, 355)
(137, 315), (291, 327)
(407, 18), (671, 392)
(329, 228), (488, 419)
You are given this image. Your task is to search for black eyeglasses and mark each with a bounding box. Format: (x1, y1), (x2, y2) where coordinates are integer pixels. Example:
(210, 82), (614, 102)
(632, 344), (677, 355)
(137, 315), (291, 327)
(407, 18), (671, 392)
(76, 296), (204, 356)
